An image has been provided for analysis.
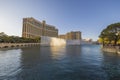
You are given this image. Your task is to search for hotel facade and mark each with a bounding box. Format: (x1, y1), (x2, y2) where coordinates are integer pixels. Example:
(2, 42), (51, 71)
(22, 17), (58, 38)
(59, 31), (81, 40)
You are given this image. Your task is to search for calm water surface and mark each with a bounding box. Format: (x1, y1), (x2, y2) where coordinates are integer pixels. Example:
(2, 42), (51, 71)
(0, 45), (120, 80)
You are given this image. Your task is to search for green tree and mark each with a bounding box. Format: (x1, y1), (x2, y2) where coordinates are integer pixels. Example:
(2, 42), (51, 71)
(99, 22), (120, 46)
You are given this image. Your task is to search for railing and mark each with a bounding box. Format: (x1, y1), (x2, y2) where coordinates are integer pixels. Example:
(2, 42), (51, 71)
(0, 43), (40, 48)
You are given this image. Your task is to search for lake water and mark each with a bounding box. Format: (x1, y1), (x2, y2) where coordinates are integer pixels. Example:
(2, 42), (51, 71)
(0, 44), (120, 80)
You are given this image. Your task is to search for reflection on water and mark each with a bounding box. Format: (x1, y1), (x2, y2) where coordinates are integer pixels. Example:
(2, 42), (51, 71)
(0, 49), (22, 79)
(0, 45), (120, 80)
(50, 46), (66, 59)
(102, 52), (120, 79)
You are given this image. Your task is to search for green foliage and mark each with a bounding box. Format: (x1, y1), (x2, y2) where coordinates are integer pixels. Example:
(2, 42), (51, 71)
(99, 22), (120, 45)
(0, 35), (41, 43)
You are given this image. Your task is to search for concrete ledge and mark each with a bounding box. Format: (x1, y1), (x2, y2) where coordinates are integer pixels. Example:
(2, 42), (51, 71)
(101, 46), (120, 54)
(0, 43), (40, 49)
(102, 47), (117, 53)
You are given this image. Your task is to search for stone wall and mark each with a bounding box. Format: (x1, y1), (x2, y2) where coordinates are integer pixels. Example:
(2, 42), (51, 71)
(102, 45), (120, 54)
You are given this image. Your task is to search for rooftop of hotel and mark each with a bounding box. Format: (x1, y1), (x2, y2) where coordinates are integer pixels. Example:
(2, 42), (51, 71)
(23, 17), (58, 30)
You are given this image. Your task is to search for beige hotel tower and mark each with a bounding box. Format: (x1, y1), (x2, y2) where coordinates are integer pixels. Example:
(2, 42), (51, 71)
(22, 17), (58, 38)
(59, 31), (81, 40)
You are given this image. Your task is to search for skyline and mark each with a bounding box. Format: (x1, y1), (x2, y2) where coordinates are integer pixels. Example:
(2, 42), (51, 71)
(0, 0), (120, 40)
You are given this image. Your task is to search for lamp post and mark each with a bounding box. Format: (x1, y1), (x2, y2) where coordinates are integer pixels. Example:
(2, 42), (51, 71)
(116, 32), (119, 36)
(115, 31), (120, 46)
(101, 32), (105, 47)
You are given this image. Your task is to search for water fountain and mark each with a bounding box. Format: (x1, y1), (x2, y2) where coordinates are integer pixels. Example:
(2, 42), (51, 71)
(41, 36), (66, 46)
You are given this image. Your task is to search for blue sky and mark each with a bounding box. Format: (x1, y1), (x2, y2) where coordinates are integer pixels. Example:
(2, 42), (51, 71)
(0, 0), (120, 40)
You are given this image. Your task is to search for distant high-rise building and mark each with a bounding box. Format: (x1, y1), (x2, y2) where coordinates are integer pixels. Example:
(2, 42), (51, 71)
(66, 31), (81, 40)
(22, 17), (58, 38)
(58, 34), (66, 39)
(58, 31), (81, 40)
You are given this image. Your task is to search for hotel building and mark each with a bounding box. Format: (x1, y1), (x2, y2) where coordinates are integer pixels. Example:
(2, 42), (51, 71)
(22, 17), (58, 38)
(58, 34), (66, 39)
(59, 31), (81, 40)
(66, 31), (81, 40)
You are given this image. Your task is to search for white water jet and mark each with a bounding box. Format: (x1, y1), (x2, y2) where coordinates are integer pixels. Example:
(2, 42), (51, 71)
(41, 36), (66, 46)
(41, 36), (81, 46)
